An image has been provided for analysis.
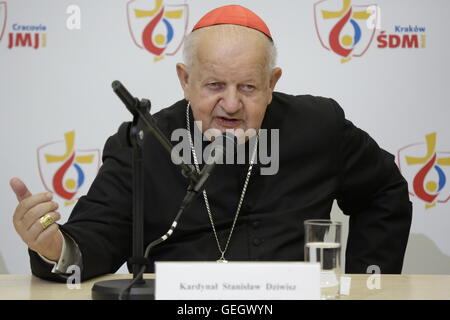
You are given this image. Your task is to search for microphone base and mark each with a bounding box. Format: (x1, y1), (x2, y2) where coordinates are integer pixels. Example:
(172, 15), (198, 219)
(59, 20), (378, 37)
(91, 279), (155, 300)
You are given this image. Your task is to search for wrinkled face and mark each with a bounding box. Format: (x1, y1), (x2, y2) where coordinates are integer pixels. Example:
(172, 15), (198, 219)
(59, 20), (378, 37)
(177, 25), (282, 141)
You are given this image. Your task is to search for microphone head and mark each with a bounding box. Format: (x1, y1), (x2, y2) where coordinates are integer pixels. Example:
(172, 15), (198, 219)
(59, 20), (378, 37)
(217, 132), (238, 154)
(221, 131), (238, 147)
(111, 80), (122, 90)
(206, 132), (238, 165)
(111, 80), (139, 116)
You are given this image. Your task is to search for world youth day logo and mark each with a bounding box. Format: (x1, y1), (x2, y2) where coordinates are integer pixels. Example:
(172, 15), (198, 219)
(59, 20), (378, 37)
(37, 132), (100, 206)
(314, 0), (379, 63)
(127, 0), (188, 62)
(398, 133), (450, 209)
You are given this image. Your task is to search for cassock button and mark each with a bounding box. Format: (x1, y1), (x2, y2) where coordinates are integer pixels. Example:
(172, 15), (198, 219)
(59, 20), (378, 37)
(253, 238), (262, 246)
(252, 220), (260, 229)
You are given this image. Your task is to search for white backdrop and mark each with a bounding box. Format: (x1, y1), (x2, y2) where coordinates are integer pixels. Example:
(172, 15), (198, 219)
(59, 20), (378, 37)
(1, 0), (449, 274)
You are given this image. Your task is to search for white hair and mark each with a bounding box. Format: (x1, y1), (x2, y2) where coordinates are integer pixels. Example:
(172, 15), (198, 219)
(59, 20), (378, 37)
(182, 25), (278, 74)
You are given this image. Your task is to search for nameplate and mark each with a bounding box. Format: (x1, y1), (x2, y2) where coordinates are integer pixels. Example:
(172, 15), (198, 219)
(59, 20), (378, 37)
(155, 261), (320, 300)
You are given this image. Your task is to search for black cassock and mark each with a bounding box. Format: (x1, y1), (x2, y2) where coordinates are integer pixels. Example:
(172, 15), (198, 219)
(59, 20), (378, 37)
(29, 92), (412, 281)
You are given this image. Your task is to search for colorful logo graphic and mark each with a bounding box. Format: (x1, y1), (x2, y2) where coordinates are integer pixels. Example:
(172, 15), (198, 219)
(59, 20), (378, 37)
(0, 2), (6, 43)
(37, 131), (100, 206)
(127, 0), (189, 62)
(314, 0), (378, 63)
(398, 133), (450, 209)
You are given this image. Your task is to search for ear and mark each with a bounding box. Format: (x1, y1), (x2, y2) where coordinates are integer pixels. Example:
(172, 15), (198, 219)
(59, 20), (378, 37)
(269, 67), (283, 91)
(176, 63), (190, 100)
(267, 67), (283, 104)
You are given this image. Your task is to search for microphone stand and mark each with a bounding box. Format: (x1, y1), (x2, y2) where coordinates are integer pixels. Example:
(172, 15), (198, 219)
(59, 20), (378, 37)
(91, 81), (200, 300)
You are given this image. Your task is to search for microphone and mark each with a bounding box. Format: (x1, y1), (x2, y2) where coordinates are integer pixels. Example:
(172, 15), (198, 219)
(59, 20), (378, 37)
(185, 132), (237, 199)
(117, 132), (237, 299)
(101, 81), (239, 300)
(111, 80), (199, 182)
(112, 80), (140, 117)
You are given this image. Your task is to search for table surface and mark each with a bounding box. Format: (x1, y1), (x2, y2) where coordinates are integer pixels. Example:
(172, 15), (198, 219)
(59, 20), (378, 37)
(0, 274), (449, 300)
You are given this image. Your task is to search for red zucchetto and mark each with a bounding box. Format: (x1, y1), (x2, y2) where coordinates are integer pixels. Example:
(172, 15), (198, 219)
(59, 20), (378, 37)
(192, 5), (273, 40)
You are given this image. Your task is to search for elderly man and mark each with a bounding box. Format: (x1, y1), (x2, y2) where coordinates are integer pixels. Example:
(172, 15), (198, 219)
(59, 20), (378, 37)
(10, 5), (411, 282)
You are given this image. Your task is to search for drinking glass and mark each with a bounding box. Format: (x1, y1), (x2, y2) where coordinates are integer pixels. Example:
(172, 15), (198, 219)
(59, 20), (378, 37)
(304, 219), (342, 299)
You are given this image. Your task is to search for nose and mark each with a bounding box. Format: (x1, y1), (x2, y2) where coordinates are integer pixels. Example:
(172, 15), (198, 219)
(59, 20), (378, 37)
(220, 87), (242, 114)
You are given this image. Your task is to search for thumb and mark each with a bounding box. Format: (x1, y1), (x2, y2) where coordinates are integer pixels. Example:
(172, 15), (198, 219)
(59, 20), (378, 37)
(9, 178), (32, 201)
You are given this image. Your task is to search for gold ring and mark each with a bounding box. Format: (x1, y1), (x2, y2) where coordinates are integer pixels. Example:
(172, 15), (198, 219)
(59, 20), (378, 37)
(39, 214), (55, 230)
